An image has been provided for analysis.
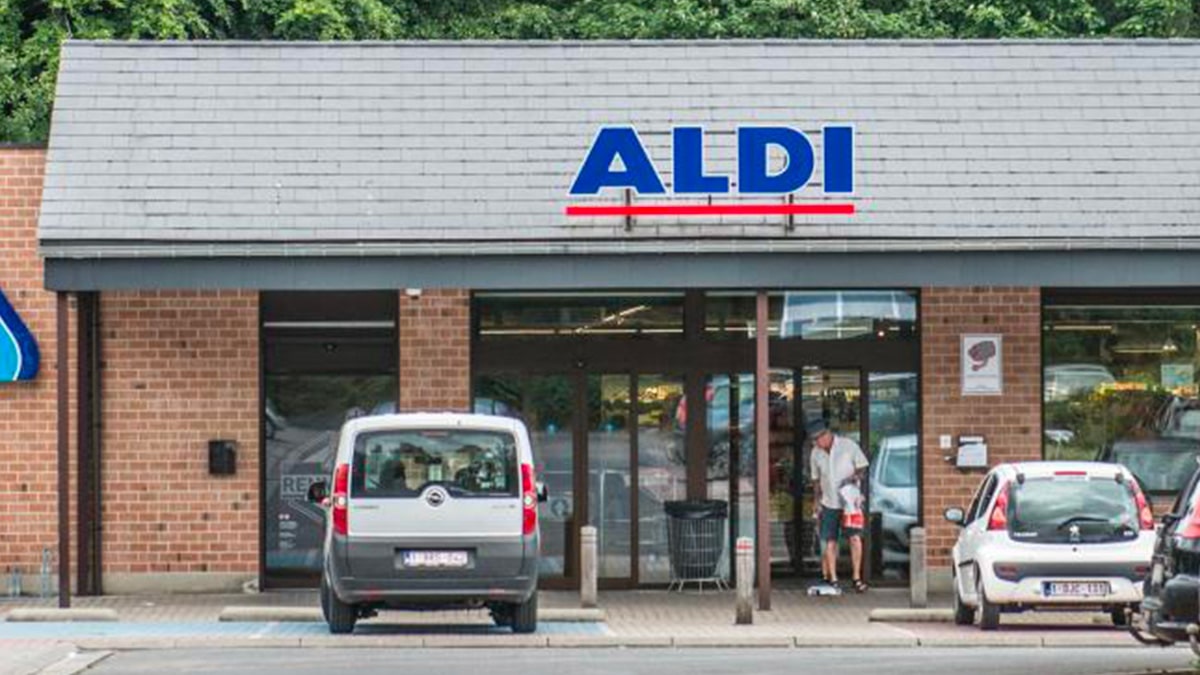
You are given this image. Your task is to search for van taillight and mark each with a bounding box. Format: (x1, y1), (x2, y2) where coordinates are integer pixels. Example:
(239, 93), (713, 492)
(1130, 480), (1154, 531)
(332, 463), (349, 536)
(988, 482), (1010, 531)
(520, 464), (538, 537)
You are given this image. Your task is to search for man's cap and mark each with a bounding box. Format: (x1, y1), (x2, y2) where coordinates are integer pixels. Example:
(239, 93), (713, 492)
(806, 418), (831, 437)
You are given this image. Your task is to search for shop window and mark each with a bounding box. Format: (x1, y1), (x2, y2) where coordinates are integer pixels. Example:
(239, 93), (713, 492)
(475, 292), (684, 338)
(262, 291), (398, 586)
(705, 290), (917, 340)
(1044, 300), (1200, 494)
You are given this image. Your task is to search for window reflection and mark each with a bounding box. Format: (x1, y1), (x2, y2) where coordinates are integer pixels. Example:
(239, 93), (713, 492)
(705, 290), (917, 340)
(638, 375), (686, 584)
(476, 292), (685, 338)
(1044, 303), (1200, 493)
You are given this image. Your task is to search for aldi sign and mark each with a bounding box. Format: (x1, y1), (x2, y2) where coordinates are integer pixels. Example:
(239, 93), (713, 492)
(567, 125), (855, 217)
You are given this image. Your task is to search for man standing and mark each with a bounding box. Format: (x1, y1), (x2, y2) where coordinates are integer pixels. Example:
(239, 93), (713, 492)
(809, 419), (870, 593)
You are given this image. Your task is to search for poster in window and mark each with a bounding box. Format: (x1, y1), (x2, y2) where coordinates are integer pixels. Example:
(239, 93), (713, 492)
(962, 334), (1003, 396)
(1162, 363), (1195, 392)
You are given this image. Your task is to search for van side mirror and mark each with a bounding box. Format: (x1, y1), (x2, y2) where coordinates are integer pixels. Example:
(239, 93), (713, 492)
(536, 481), (549, 503)
(944, 507), (966, 525)
(307, 480), (328, 504)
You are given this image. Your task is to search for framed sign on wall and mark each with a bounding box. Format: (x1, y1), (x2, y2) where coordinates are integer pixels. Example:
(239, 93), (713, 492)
(962, 334), (1002, 396)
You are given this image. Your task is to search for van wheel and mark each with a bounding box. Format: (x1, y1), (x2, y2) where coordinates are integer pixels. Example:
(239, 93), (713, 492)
(1111, 607), (1129, 627)
(489, 603), (513, 628)
(952, 576), (974, 626)
(977, 577), (1000, 631)
(510, 593), (538, 634)
(324, 577), (357, 634)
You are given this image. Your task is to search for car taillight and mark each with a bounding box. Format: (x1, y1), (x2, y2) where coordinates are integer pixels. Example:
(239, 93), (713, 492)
(988, 481), (1010, 531)
(332, 463), (349, 536)
(1130, 480), (1154, 531)
(520, 463), (538, 537)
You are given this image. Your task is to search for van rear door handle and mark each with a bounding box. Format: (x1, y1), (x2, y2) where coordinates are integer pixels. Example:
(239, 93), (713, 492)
(354, 505), (380, 511)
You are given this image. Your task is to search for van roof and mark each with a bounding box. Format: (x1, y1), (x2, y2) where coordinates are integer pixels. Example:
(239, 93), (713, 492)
(341, 412), (526, 436)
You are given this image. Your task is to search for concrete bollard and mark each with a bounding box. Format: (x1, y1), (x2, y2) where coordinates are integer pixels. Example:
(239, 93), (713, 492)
(909, 527), (928, 608)
(580, 525), (598, 609)
(735, 537), (754, 625)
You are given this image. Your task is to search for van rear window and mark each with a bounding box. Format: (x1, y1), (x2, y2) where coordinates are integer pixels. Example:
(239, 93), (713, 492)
(350, 429), (518, 499)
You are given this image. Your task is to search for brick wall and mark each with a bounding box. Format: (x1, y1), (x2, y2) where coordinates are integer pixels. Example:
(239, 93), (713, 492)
(0, 147), (76, 589)
(398, 289), (471, 412)
(921, 287), (1042, 570)
(100, 291), (259, 589)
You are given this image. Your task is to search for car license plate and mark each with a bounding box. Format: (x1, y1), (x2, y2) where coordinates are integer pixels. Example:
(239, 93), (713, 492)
(401, 550), (469, 569)
(1044, 581), (1110, 597)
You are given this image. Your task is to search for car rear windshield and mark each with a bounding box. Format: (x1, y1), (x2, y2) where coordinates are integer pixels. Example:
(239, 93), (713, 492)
(1007, 475), (1140, 544)
(350, 428), (518, 499)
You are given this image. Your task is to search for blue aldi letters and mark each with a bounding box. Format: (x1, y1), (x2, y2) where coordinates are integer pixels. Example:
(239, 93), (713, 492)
(0, 288), (39, 382)
(570, 125), (854, 196)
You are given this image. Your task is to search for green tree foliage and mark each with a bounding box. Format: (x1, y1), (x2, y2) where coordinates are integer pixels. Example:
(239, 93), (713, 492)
(1, 0), (1197, 142)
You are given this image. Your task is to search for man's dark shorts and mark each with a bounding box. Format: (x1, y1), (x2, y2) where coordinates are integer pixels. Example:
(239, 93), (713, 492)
(819, 507), (863, 544)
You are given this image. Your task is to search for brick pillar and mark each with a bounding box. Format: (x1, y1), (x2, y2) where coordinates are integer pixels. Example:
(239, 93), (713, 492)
(921, 287), (1041, 578)
(398, 289), (471, 412)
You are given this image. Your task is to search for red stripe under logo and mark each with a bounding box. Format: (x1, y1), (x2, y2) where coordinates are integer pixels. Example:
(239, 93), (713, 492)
(564, 203), (856, 217)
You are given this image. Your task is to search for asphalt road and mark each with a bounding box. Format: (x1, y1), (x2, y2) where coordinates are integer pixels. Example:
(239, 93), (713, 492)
(86, 647), (1198, 675)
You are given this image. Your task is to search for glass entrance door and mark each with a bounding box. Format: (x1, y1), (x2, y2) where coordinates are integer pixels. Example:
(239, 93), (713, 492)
(767, 367), (863, 580)
(475, 373), (578, 586)
(586, 374), (633, 584)
(798, 367), (863, 579)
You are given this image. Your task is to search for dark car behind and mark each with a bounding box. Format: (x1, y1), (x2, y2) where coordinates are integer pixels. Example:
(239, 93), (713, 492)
(1133, 463), (1200, 652)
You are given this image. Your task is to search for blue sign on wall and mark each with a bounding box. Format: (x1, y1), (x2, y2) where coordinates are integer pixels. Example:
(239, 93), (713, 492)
(0, 288), (39, 382)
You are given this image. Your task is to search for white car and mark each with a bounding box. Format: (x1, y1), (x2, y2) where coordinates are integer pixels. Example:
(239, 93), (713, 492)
(944, 461), (1155, 630)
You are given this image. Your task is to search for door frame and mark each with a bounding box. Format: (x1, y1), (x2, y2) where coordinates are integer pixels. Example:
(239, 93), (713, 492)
(472, 291), (922, 588)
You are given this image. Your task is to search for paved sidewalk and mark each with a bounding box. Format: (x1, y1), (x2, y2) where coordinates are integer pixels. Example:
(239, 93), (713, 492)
(0, 586), (1181, 673)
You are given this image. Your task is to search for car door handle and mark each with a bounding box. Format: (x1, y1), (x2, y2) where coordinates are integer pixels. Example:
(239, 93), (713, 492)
(355, 505), (379, 511)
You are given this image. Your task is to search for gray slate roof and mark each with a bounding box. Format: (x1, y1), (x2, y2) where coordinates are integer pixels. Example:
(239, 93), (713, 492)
(38, 39), (1200, 258)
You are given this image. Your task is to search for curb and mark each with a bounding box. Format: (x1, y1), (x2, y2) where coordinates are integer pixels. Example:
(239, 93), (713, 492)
(37, 633), (1186, 650)
(5, 608), (120, 622)
(868, 608), (953, 623)
(217, 605), (607, 623)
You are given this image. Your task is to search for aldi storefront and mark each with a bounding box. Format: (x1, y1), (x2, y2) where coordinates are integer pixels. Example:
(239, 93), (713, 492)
(3, 38), (1200, 600)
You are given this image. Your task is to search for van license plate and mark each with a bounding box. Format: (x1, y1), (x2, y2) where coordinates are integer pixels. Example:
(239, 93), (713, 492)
(402, 550), (469, 568)
(1044, 581), (1110, 597)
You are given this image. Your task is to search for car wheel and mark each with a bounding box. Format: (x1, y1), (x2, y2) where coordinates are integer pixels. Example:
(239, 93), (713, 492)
(324, 576), (357, 634)
(510, 592), (538, 634)
(953, 575), (974, 626)
(1111, 607), (1130, 627)
(976, 576), (1000, 631)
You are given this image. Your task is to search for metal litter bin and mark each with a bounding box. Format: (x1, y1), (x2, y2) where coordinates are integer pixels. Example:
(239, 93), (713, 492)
(664, 500), (729, 592)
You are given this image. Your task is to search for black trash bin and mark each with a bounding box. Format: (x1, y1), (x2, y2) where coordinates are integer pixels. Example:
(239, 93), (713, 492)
(664, 500), (729, 591)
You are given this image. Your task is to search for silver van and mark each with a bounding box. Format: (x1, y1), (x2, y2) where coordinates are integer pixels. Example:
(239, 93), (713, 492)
(307, 413), (543, 634)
